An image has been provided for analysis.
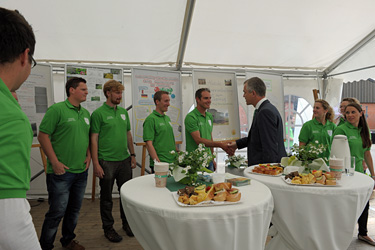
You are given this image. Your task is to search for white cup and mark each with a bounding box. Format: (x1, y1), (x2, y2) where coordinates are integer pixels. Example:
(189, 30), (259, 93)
(212, 173), (226, 184)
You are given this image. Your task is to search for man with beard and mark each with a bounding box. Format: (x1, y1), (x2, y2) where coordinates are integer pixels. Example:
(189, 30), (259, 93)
(143, 90), (178, 173)
(39, 77), (91, 250)
(90, 80), (136, 242)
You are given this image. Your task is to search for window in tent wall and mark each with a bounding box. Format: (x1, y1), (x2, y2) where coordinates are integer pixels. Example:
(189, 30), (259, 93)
(284, 95), (313, 154)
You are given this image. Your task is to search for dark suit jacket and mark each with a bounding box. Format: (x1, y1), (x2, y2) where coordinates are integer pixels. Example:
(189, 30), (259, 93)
(236, 100), (287, 166)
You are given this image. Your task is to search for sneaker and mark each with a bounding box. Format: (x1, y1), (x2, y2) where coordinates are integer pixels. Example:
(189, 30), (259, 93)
(358, 235), (375, 246)
(63, 240), (85, 250)
(104, 228), (123, 242)
(123, 224), (134, 237)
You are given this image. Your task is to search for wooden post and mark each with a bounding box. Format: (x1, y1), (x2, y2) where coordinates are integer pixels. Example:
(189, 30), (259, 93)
(313, 89), (320, 101)
(32, 144), (47, 173)
(136, 141), (182, 176)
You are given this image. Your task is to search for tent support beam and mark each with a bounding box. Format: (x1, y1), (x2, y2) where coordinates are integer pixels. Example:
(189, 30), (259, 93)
(324, 28), (375, 77)
(176, 0), (196, 71)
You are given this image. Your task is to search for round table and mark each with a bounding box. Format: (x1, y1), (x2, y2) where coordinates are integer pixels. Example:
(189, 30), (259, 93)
(120, 174), (274, 250)
(244, 169), (374, 250)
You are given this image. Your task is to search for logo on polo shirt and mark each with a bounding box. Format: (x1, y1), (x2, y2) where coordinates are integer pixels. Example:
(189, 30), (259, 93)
(349, 136), (357, 140)
(68, 118), (76, 122)
(107, 116), (114, 120)
(327, 130), (332, 136)
(84, 117), (89, 125)
(121, 114), (126, 120)
(312, 130), (319, 133)
(159, 122), (165, 126)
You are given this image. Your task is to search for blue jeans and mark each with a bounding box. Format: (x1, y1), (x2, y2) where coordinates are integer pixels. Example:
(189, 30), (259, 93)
(99, 158), (132, 231)
(39, 170), (88, 250)
(208, 161), (214, 171)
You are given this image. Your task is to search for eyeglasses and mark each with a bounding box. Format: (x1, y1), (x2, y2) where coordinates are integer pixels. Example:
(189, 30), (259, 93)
(29, 53), (37, 68)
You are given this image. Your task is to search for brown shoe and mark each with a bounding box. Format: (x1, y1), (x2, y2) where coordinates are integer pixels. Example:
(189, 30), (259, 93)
(63, 240), (85, 250)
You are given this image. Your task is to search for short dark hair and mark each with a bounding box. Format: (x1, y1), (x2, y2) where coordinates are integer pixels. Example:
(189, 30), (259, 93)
(66, 77), (86, 97)
(195, 88), (210, 99)
(0, 8), (36, 65)
(244, 77), (266, 97)
(154, 90), (169, 104)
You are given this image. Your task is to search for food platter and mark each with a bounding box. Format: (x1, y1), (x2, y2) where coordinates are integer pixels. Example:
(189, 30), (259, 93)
(171, 192), (241, 207)
(247, 163), (283, 177)
(281, 176), (341, 187)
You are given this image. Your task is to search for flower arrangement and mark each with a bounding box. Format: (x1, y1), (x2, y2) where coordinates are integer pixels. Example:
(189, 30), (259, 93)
(290, 141), (328, 167)
(225, 155), (246, 168)
(170, 143), (215, 186)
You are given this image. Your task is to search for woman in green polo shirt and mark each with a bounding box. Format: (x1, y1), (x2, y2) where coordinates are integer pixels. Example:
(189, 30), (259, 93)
(333, 103), (375, 246)
(299, 99), (336, 161)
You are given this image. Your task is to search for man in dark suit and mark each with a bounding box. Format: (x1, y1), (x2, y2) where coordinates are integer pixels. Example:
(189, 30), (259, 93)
(229, 77), (286, 165)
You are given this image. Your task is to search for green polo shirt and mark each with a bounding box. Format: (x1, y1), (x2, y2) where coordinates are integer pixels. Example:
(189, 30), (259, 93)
(184, 108), (213, 153)
(90, 103), (131, 161)
(333, 121), (370, 173)
(337, 117), (346, 127)
(0, 78), (33, 199)
(39, 99), (90, 173)
(299, 118), (336, 161)
(143, 110), (176, 166)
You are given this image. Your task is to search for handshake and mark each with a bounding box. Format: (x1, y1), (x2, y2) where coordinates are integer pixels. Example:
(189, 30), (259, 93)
(219, 141), (237, 156)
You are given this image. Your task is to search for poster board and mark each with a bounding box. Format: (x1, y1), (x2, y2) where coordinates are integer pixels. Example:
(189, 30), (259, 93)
(65, 64), (124, 114)
(131, 68), (182, 143)
(17, 63), (54, 144)
(192, 70), (240, 141)
(245, 72), (285, 131)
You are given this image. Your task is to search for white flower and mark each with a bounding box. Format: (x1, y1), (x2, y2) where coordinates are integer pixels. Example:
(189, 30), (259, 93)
(186, 165), (191, 171)
(170, 150), (175, 154)
(315, 140), (319, 144)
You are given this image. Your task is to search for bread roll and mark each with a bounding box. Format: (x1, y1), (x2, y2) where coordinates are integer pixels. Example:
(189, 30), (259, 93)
(315, 175), (326, 185)
(226, 188), (241, 202)
(213, 190), (227, 201)
(326, 178), (336, 185)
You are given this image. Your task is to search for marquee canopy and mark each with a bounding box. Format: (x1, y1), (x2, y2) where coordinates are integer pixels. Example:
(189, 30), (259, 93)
(2, 0), (375, 78)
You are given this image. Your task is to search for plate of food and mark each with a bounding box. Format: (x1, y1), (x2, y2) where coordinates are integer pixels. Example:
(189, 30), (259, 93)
(173, 183), (242, 207)
(247, 163), (284, 177)
(282, 170), (340, 187)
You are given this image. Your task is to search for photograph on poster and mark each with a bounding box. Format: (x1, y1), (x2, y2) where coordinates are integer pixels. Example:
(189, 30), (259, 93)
(198, 79), (206, 85)
(103, 73), (113, 79)
(67, 67), (87, 75)
(95, 84), (102, 89)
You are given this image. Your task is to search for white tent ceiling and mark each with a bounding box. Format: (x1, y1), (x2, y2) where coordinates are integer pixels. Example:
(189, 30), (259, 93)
(2, 0), (375, 75)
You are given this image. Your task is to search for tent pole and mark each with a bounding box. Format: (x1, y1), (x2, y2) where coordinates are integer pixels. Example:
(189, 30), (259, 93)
(324, 28), (375, 76)
(176, 0), (196, 71)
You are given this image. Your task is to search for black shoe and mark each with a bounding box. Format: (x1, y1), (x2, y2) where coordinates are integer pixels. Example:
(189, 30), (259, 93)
(104, 228), (123, 242)
(123, 224), (134, 237)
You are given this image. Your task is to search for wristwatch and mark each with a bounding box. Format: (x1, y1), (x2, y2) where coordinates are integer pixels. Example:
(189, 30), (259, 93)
(131, 153), (136, 157)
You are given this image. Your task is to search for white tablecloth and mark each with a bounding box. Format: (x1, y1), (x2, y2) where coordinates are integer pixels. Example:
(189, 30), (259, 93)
(244, 169), (374, 250)
(120, 175), (274, 250)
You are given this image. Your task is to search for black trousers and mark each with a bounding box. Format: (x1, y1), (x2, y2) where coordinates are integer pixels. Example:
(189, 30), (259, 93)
(99, 157), (132, 231)
(358, 201), (370, 236)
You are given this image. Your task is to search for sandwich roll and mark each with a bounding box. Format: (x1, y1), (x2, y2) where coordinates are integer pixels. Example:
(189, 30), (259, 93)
(213, 190), (227, 201)
(226, 188), (241, 202)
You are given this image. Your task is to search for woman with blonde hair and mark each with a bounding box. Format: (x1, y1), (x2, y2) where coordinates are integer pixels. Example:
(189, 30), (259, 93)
(298, 99), (336, 161)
